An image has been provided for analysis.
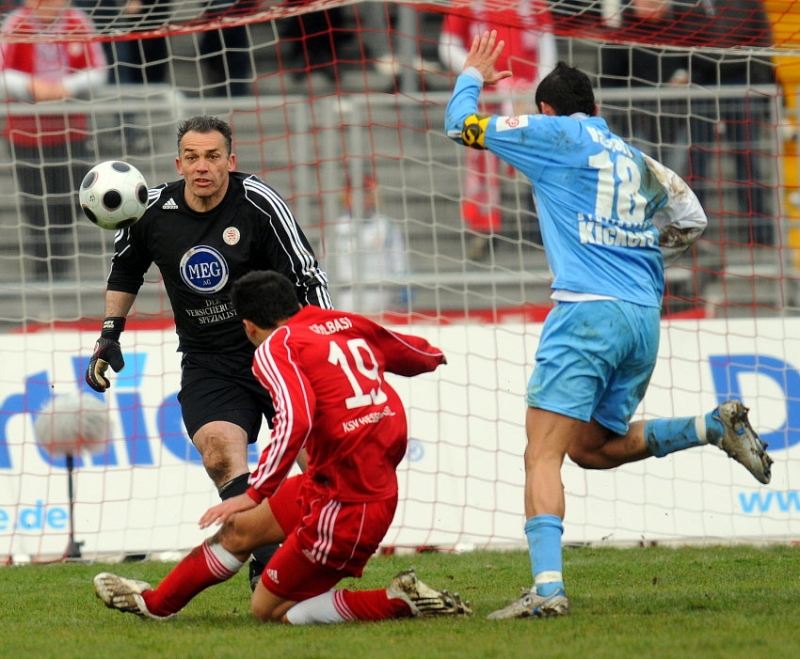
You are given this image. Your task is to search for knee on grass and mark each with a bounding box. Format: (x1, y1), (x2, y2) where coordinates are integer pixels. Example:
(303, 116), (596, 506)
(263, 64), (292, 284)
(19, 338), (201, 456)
(251, 593), (290, 624)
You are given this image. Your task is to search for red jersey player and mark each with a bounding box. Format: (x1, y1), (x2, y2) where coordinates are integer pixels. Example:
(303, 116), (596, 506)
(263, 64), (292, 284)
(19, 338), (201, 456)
(94, 270), (472, 624)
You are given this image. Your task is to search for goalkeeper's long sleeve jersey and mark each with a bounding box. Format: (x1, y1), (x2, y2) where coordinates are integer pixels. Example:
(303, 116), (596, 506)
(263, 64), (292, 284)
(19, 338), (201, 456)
(106, 171), (332, 352)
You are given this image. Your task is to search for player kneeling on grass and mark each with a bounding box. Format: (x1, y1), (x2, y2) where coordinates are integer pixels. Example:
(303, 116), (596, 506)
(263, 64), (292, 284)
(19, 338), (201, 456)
(95, 270), (471, 624)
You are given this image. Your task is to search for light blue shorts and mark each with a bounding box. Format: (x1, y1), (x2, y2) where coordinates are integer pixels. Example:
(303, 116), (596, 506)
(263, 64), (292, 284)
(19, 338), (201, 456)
(526, 299), (660, 436)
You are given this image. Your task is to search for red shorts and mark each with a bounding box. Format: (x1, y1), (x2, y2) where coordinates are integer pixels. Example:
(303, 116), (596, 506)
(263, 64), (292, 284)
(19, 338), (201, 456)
(264, 474), (397, 601)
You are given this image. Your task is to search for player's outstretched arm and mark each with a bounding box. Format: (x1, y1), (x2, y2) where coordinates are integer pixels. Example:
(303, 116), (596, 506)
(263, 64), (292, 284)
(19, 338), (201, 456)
(379, 327), (446, 377)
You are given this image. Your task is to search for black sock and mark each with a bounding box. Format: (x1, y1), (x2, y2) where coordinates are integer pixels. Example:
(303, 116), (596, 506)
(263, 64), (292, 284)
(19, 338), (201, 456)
(217, 473), (250, 500)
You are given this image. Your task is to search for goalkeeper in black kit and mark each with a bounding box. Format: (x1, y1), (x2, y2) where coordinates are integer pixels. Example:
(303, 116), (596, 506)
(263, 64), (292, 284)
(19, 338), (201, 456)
(85, 115), (333, 587)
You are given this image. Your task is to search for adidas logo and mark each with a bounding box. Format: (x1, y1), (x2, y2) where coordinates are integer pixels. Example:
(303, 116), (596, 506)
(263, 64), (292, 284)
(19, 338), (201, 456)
(267, 568), (279, 584)
(162, 197), (179, 210)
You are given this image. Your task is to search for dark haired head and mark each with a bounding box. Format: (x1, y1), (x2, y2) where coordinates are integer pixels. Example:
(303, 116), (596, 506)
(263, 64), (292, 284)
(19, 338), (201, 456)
(535, 62), (596, 117)
(177, 116), (233, 155)
(230, 271), (301, 329)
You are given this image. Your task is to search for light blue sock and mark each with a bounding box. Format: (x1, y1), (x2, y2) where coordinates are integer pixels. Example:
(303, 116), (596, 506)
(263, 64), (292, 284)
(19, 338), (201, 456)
(644, 412), (724, 458)
(525, 514), (564, 597)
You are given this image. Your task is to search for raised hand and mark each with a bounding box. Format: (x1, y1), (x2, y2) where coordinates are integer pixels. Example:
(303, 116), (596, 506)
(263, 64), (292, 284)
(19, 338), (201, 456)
(463, 30), (512, 87)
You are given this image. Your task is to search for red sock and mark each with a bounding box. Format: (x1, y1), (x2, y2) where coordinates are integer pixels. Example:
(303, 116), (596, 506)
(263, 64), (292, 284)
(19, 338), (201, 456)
(334, 589), (413, 622)
(142, 542), (239, 616)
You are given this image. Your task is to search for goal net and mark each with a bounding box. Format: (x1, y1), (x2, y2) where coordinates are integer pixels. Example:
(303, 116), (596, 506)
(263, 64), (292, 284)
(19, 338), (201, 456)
(1, 0), (799, 562)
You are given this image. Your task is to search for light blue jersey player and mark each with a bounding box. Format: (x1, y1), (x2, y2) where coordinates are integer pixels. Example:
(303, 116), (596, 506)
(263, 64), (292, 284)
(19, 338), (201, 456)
(445, 31), (773, 621)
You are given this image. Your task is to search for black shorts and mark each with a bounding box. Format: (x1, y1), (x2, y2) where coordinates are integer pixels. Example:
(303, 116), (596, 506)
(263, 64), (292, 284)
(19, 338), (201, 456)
(178, 351), (274, 444)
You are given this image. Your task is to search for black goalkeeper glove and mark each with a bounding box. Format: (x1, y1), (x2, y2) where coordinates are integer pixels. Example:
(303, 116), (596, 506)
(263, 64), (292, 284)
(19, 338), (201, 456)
(86, 317), (126, 392)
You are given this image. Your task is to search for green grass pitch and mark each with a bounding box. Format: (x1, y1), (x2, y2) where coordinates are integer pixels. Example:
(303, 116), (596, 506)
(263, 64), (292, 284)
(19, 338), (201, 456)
(3, 545), (799, 659)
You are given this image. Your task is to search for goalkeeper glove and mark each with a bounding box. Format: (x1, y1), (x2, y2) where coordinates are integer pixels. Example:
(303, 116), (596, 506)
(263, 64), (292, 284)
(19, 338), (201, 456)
(86, 317), (126, 392)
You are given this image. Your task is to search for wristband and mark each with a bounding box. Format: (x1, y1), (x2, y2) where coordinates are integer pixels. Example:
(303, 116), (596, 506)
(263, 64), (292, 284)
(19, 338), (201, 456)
(100, 316), (126, 341)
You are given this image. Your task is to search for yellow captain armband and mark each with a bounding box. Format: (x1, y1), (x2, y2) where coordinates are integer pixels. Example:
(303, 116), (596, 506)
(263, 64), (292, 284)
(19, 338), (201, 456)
(461, 114), (489, 149)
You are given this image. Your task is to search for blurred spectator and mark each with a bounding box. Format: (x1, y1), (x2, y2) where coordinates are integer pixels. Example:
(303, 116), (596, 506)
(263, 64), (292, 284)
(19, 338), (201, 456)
(685, 0), (776, 246)
(277, 3), (352, 83)
(599, 0), (776, 246)
(439, 0), (556, 260)
(117, 1), (170, 88)
(598, 0), (689, 173)
(76, 0), (171, 153)
(199, 0), (256, 96)
(333, 173), (411, 313)
(353, 1), (396, 76)
(547, 0), (603, 33)
(353, 2), (440, 79)
(0, 0), (107, 281)
(73, 0), (119, 80)
(74, 1), (168, 86)
(115, 0), (171, 152)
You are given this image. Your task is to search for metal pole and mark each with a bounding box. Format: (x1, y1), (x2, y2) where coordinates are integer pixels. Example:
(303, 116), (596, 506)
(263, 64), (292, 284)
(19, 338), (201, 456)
(64, 454), (84, 560)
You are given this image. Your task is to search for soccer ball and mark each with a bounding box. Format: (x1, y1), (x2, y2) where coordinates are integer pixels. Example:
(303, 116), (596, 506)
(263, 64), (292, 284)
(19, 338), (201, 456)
(79, 160), (149, 231)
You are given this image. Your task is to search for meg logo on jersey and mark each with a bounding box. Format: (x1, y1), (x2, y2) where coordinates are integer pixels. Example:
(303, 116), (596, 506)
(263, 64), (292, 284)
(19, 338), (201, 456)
(179, 245), (230, 294)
